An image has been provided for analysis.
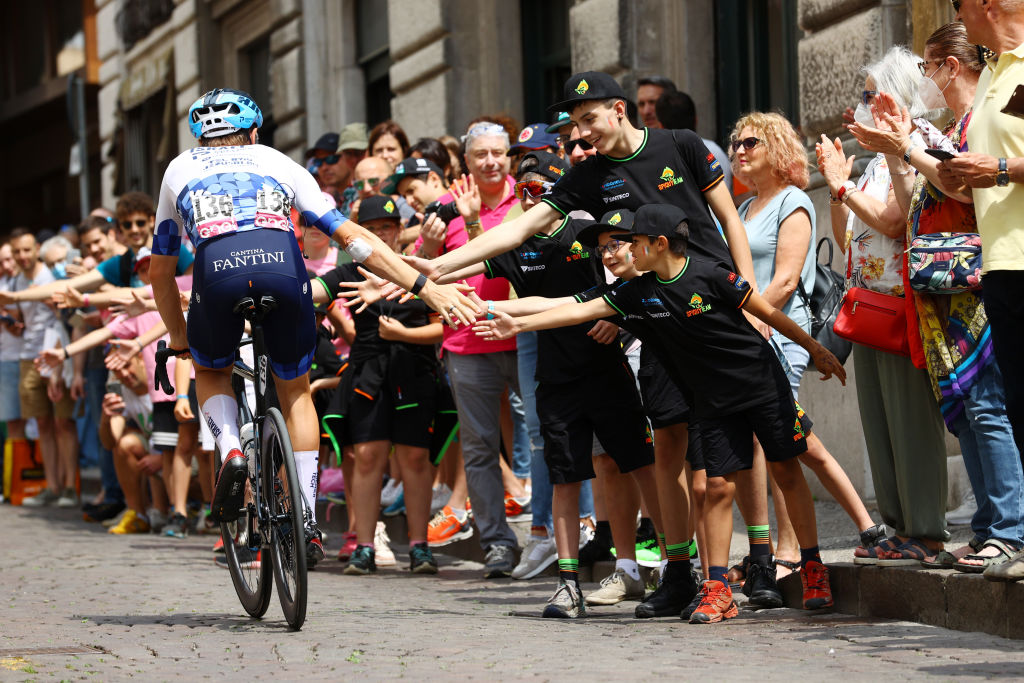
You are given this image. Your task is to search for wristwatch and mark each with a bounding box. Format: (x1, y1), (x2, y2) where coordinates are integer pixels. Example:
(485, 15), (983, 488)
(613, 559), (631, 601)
(997, 158), (1010, 187)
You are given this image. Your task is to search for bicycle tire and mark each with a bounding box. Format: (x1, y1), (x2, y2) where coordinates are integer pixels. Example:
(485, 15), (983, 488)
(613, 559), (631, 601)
(217, 445), (272, 619)
(261, 407), (308, 630)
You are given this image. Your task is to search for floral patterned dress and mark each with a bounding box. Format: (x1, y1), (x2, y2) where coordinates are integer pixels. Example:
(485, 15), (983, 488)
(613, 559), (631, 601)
(905, 112), (994, 433)
(845, 151), (908, 296)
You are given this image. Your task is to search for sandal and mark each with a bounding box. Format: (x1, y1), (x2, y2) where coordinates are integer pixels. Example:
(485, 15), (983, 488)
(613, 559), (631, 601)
(859, 524), (886, 549)
(876, 538), (932, 566)
(954, 539), (1018, 574)
(774, 558), (800, 579)
(921, 543), (975, 569)
(727, 555), (750, 588)
(853, 536), (901, 565)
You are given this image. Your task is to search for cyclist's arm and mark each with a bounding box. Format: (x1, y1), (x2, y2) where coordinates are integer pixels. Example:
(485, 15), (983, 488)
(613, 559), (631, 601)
(435, 262), (485, 285)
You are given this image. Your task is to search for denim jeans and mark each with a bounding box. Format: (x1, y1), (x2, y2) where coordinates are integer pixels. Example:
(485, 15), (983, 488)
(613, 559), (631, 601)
(508, 387), (532, 480)
(950, 361), (1024, 545)
(516, 331), (593, 532)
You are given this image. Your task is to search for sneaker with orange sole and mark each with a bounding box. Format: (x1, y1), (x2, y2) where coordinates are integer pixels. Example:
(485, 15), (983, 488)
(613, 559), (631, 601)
(427, 505), (474, 547)
(688, 580), (739, 624)
(801, 560), (834, 609)
(504, 492), (531, 522)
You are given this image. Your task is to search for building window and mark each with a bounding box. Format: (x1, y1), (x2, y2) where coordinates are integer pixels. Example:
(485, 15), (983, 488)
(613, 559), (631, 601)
(123, 88), (175, 197)
(356, 0), (391, 125)
(520, 0), (571, 124)
(714, 0), (800, 144)
(244, 35), (275, 148)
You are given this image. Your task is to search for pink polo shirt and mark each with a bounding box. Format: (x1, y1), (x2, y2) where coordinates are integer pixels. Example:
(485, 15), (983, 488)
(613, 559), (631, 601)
(415, 176), (518, 356)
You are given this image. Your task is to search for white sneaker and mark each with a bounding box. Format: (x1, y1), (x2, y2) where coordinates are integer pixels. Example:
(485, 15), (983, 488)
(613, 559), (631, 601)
(512, 535), (557, 580)
(147, 508), (168, 533)
(56, 488), (79, 508)
(542, 581), (585, 618)
(380, 480), (403, 508)
(430, 484), (452, 515)
(584, 568), (645, 605)
(946, 490), (977, 526)
(374, 521), (397, 566)
(578, 522), (595, 550)
(22, 488), (60, 507)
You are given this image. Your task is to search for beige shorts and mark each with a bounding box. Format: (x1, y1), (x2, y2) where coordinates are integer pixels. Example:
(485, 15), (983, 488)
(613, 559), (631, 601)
(19, 360), (74, 420)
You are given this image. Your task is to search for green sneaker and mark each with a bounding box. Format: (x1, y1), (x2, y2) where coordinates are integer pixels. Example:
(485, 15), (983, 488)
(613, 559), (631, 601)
(344, 544), (377, 575)
(636, 536), (661, 568)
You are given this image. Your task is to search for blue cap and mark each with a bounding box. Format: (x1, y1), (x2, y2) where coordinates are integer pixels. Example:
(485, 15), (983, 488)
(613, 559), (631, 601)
(508, 124), (560, 154)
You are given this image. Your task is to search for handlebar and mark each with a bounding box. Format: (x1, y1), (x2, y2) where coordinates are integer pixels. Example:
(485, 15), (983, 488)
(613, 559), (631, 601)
(154, 340), (191, 395)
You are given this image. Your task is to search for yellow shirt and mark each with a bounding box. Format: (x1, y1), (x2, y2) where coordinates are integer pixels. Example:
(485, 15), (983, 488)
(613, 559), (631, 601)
(971, 41), (1024, 273)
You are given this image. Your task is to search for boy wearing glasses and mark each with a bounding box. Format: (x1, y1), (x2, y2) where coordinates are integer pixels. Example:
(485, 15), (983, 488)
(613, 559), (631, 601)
(0, 192), (194, 307)
(474, 204), (847, 623)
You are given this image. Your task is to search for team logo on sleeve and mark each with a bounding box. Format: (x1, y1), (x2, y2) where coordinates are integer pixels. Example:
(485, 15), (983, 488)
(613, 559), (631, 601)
(658, 167), (684, 191)
(687, 292), (711, 317)
(575, 79), (590, 95)
(727, 272), (748, 290)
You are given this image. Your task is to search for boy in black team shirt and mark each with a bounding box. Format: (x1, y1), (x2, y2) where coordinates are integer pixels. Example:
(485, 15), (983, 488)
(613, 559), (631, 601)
(474, 204), (847, 624)
(437, 152), (663, 618)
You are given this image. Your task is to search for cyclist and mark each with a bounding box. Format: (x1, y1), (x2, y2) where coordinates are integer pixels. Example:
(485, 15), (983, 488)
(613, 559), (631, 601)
(148, 88), (478, 565)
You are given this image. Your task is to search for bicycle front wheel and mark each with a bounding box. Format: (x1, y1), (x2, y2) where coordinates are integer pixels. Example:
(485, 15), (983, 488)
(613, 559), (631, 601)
(217, 446), (272, 619)
(261, 407), (308, 630)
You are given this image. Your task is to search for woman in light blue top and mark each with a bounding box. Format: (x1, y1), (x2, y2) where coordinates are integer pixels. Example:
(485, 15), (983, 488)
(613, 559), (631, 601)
(729, 112), (881, 574)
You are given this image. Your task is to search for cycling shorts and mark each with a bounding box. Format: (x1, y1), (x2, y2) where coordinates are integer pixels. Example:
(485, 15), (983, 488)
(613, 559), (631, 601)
(187, 229), (316, 380)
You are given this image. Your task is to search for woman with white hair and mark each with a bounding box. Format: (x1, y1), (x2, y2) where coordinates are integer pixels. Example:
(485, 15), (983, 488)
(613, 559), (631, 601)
(816, 46), (949, 565)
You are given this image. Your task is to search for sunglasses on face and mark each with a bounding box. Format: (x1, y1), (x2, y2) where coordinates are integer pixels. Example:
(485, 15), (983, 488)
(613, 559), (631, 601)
(353, 177), (380, 191)
(120, 218), (148, 230)
(861, 90), (878, 105)
(564, 138), (594, 155)
(514, 180), (554, 199)
(596, 239), (626, 256)
(322, 154), (341, 165)
(730, 136), (761, 152)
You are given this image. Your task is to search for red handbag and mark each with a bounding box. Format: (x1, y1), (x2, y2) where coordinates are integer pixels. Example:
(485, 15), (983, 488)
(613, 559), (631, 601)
(833, 287), (910, 356)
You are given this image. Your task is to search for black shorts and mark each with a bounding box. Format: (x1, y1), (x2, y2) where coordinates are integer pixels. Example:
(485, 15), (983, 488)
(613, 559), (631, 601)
(689, 395), (813, 478)
(638, 364), (690, 429)
(151, 401), (179, 452)
(323, 350), (439, 449)
(536, 362), (655, 485)
(188, 229), (315, 380)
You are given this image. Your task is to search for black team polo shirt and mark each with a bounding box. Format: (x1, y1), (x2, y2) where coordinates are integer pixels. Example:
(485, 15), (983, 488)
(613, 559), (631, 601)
(542, 127), (731, 266)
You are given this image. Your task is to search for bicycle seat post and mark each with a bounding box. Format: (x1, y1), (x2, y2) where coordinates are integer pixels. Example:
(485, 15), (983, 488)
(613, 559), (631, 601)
(233, 295), (278, 417)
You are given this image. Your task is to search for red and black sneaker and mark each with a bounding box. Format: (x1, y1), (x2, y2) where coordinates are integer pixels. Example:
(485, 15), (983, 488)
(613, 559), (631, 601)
(210, 448), (248, 523)
(688, 580), (739, 624)
(801, 560), (834, 609)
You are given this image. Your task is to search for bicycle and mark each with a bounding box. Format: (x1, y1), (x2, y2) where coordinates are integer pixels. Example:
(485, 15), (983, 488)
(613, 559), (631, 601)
(155, 295), (309, 630)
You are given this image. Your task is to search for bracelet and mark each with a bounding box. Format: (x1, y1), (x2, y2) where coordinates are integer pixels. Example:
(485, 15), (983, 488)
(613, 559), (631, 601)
(135, 339), (144, 352)
(891, 167), (913, 177)
(409, 273), (428, 296)
(62, 347), (69, 361)
(840, 187), (859, 204)
(176, 394), (189, 400)
(465, 220), (481, 229)
(82, 293), (90, 307)
(486, 300), (495, 320)
(828, 191), (840, 205)
(836, 181), (857, 203)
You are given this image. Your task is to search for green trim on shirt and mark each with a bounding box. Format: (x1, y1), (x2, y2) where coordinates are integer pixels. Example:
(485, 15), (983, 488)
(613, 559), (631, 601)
(656, 258), (690, 284)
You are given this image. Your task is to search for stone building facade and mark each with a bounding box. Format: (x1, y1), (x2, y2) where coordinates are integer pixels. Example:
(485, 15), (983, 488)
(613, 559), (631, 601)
(87, 0), (961, 500)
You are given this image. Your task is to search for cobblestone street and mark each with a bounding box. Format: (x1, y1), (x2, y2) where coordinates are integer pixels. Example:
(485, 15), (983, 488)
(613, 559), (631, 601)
(3, 504), (1024, 681)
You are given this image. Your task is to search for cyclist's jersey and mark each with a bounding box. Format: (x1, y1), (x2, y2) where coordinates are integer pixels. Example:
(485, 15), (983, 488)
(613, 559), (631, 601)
(152, 144), (347, 257)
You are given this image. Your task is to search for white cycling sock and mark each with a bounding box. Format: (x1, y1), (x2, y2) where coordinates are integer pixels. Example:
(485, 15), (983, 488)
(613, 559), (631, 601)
(294, 450), (319, 525)
(615, 558), (641, 581)
(201, 394), (241, 456)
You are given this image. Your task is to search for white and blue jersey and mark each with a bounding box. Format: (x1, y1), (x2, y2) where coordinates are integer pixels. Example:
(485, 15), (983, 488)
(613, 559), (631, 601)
(153, 144), (347, 256)
(154, 143), (347, 380)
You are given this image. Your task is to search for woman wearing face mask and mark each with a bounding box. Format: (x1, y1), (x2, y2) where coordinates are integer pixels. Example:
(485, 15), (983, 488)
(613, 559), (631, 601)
(846, 23), (1024, 573)
(816, 46), (950, 567)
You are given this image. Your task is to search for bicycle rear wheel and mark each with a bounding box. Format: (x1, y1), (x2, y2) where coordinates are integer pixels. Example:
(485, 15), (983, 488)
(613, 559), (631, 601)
(261, 407), (308, 630)
(217, 446), (272, 618)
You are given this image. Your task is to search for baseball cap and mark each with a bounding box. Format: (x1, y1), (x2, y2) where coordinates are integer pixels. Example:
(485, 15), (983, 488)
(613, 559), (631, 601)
(545, 111), (572, 134)
(508, 124), (560, 154)
(381, 156), (444, 194)
(133, 246), (152, 271)
(517, 151), (568, 183)
(611, 204), (688, 242)
(336, 123), (369, 152)
(576, 209), (635, 247)
(358, 195), (402, 224)
(548, 71), (627, 113)
(304, 132), (339, 158)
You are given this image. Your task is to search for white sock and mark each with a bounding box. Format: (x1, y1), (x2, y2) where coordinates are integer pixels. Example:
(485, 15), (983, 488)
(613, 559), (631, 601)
(201, 395), (240, 455)
(452, 505), (467, 523)
(660, 558), (668, 575)
(294, 450), (319, 525)
(616, 558), (640, 581)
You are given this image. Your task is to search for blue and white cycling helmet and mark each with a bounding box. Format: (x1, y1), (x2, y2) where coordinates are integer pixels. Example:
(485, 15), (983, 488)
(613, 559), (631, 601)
(188, 88), (263, 140)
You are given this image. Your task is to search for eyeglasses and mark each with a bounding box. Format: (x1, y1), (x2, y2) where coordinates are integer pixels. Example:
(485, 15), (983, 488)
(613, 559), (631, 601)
(321, 154), (341, 165)
(353, 177), (380, 191)
(730, 136), (761, 152)
(950, 0), (960, 11)
(861, 90), (878, 105)
(596, 239), (626, 256)
(119, 218), (148, 230)
(917, 58), (947, 76)
(514, 180), (554, 199)
(564, 138), (594, 155)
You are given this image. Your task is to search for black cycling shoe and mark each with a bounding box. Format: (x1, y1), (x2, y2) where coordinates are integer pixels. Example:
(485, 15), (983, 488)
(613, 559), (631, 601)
(210, 449), (248, 523)
(679, 580), (706, 620)
(635, 564), (699, 618)
(743, 560), (784, 608)
(306, 526), (325, 569)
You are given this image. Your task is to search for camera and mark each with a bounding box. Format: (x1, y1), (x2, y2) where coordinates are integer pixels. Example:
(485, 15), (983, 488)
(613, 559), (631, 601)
(423, 200), (461, 224)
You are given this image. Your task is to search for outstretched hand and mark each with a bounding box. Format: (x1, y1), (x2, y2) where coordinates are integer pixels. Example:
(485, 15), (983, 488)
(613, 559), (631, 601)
(417, 280), (480, 328)
(105, 339), (140, 371)
(109, 290), (151, 317)
(472, 311), (520, 341)
(52, 285), (85, 310)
